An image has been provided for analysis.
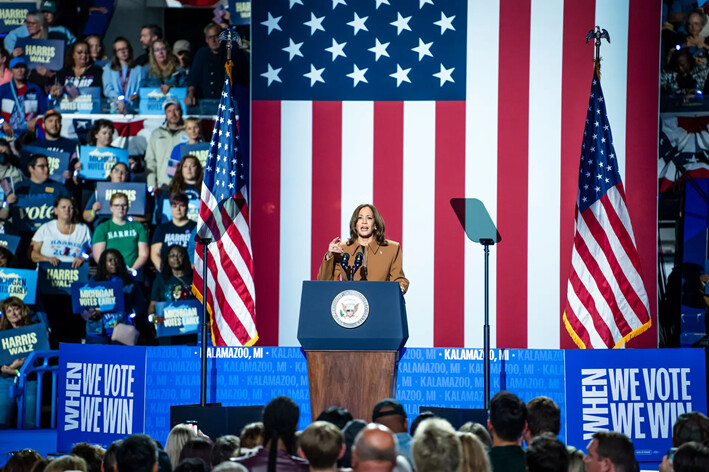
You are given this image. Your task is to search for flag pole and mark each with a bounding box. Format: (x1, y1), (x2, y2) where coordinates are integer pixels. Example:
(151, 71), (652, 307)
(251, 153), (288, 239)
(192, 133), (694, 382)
(586, 26), (610, 78)
(198, 236), (212, 407)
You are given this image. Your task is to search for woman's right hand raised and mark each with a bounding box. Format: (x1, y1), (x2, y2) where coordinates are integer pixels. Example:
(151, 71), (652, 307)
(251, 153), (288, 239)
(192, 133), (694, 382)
(327, 237), (343, 258)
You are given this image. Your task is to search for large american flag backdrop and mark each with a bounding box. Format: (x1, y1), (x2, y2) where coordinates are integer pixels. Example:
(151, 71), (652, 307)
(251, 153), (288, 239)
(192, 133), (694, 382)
(250, 0), (659, 349)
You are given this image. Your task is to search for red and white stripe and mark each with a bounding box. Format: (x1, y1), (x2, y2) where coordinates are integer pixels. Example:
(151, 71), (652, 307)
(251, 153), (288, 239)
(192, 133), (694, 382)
(565, 185), (651, 348)
(194, 187), (258, 346)
(250, 0), (659, 348)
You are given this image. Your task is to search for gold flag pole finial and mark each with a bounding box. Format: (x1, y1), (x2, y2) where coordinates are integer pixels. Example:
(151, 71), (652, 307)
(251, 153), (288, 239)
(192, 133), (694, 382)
(220, 27), (242, 84)
(586, 26), (611, 78)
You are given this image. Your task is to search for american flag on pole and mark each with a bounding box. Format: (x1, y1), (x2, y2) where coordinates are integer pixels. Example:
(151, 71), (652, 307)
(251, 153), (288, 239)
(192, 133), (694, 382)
(250, 1), (659, 349)
(563, 70), (651, 349)
(193, 62), (257, 347)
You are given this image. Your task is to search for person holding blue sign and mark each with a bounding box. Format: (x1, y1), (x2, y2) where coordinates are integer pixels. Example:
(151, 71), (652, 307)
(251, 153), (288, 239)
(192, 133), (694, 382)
(0, 57), (47, 137)
(86, 249), (148, 344)
(141, 39), (187, 92)
(167, 117), (204, 179)
(149, 245), (194, 317)
(52, 41), (103, 99)
(83, 161), (128, 228)
(32, 196), (91, 344)
(0, 297), (38, 428)
(92, 192), (149, 273)
(103, 37), (143, 114)
(151, 193), (196, 271)
(158, 155), (202, 224)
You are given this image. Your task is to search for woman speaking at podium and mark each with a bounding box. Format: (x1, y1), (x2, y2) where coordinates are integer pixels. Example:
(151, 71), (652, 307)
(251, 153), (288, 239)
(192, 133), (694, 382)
(317, 203), (409, 293)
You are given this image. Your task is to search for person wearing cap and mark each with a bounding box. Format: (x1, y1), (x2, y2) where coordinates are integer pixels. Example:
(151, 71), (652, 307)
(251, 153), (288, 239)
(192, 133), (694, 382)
(145, 97), (187, 189)
(3, 7), (76, 54)
(33, 110), (80, 156)
(372, 399), (414, 467)
(0, 56), (47, 137)
(150, 192), (196, 271)
(173, 40), (192, 74)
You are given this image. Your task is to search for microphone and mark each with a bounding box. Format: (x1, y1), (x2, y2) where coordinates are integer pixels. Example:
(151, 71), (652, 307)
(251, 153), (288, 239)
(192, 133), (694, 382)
(353, 251), (363, 278)
(340, 252), (352, 280)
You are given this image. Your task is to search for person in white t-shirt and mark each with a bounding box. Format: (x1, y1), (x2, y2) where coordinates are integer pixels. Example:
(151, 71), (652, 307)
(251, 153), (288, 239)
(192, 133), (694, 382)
(31, 196), (91, 346)
(31, 196), (91, 267)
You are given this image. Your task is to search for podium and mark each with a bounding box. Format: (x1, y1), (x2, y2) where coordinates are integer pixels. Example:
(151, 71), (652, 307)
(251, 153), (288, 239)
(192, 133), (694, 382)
(298, 281), (408, 421)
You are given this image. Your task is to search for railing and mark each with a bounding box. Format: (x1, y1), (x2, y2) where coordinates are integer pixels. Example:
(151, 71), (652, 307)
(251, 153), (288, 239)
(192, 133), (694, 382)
(10, 350), (59, 429)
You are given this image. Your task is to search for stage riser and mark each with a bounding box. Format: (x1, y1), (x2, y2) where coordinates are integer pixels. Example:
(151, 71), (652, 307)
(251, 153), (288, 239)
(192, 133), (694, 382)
(55, 345), (706, 465)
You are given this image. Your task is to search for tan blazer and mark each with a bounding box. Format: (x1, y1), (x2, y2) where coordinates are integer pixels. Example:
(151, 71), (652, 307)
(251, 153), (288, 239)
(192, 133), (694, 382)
(317, 239), (409, 293)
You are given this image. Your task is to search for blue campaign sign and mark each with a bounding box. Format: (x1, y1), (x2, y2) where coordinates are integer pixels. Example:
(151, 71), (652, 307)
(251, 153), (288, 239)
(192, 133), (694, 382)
(229, 1), (251, 26)
(54, 87), (101, 114)
(565, 349), (708, 461)
(0, 3), (36, 33)
(57, 344), (147, 451)
(16, 38), (65, 71)
(22, 145), (70, 183)
(95, 182), (146, 216)
(13, 193), (55, 232)
(155, 299), (201, 337)
(0, 234), (20, 253)
(38, 262), (89, 296)
(179, 142), (210, 168)
(0, 268), (38, 304)
(0, 322), (49, 365)
(79, 147), (130, 180)
(71, 280), (125, 314)
(139, 87), (187, 115)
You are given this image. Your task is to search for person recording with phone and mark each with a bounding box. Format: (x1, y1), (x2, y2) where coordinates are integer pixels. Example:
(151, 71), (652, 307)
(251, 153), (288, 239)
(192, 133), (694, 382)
(317, 203), (409, 293)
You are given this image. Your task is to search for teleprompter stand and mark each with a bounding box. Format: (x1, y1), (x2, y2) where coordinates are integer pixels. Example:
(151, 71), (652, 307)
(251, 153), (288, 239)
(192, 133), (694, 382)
(450, 198), (501, 410)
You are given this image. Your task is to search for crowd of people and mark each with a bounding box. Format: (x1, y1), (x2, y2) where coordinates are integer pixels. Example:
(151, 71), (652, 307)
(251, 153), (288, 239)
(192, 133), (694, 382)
(0, 1), (254, 427)
(661, 3), (709, 99)
(4, 392), (709, 472)
(0, 0), (249, 115)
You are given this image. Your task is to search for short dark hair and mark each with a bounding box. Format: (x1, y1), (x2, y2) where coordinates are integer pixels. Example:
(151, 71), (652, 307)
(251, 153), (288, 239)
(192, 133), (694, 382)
(4, 449), (42, 472)
(489, 391), (527, 441)
(211, 436), (240, 466)
(71, 443), (106, 472)
(179, 438), (214, 468)
(173, 458), (208, 472)
(673, 412), (709, 447)
(28, 154), (47, 168)
(526, 396), (561, 437)
(116, 434), (158, 472)
(593, 431), (637, 472)
(316, 405), (353, 430)
(526, 433), (569, 472)
(674, 441), (709, 472)
(142, 24), (163, 39)
(87, 119), (115, 146)
(103, 440), (123, 472)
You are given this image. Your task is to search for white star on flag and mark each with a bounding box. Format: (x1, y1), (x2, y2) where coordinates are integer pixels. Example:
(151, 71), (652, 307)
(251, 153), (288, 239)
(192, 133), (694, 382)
(304, 64), (325, 86)
(433, 64), (454, 86)
(369, 38), (390, 61)
(261, 64), (282, 85)
(282, 38), (304, 60)
(347, 12), (368, 35)
(434, 12), (455, 34)
(304, 12), (325, 35)
(261, 13), (282, 34)
(412, 38), (433, 60)
(325, 38), (347, 61)
(390, 64), (411, 87)
(347, 64), (368, 86)
(390, 12), (412, 35)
